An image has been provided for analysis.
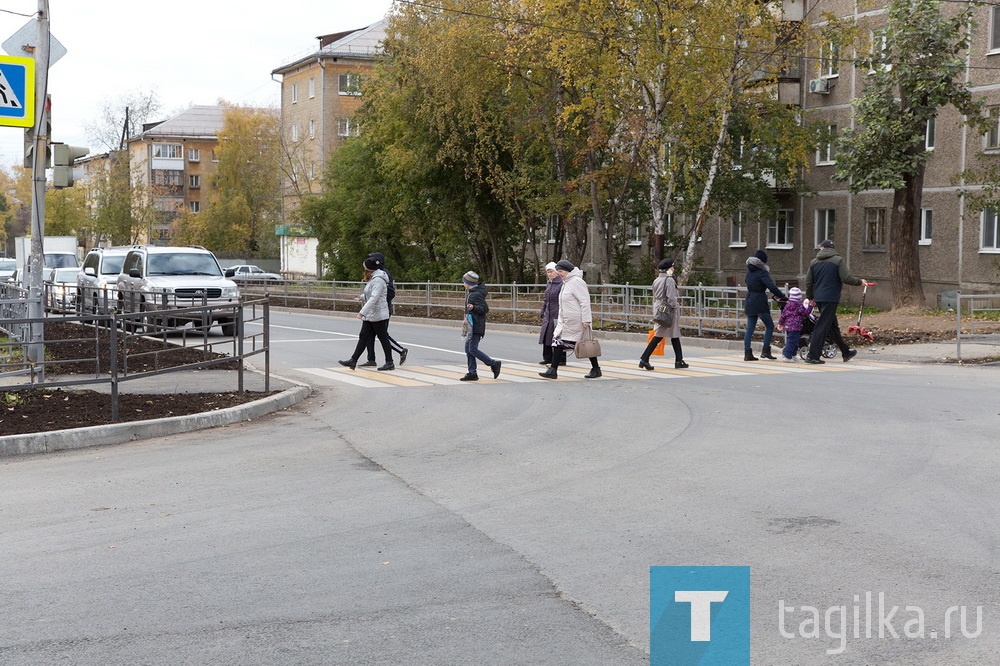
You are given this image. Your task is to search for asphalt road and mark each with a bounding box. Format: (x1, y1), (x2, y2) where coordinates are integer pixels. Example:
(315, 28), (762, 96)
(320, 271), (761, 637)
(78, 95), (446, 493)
(2, 310), (999, 664)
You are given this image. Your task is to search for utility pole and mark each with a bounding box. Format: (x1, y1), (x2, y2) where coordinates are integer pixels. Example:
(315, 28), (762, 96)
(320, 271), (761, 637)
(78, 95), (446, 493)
(26, 0), (49, 376)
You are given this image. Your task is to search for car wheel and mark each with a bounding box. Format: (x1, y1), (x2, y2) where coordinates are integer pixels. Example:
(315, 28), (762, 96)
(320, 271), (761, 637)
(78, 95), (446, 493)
(220, 319), (237, 337)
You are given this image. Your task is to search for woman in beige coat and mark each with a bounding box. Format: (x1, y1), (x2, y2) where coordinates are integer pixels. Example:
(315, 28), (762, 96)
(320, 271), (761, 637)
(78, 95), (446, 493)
(638, 258), (688, 370)
(539, 259), (601, 379)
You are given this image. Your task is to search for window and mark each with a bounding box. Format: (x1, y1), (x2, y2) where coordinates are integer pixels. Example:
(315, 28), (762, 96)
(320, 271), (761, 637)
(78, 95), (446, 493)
(291, 124), (298, 142)
(865, 208), (887, 249)
(291, 83), (298, 103)
(664, 212), (675, 241)
(817, 124), (837, 165)
(189, 175), (200, 189)
(338, 117), (359, 137)
(730, 211), (746, 246)
(338, 73), (362, 96)
(925, 117), (935, 151)
(308, 162), (315, 180)
(920, 209), (932, 245)
(768, 210), (794, 247)
(153, 169), (183, 186)
(991, 7), (1000, 52)
(815, 209), (835, 247)
(867, 30), (889, 72)
(309, 119), (315, 139)
(188, 148), (200, 162)
(189, 201), (200, 214)
(546, 214), (560, 244)
(987, 107), (1000, 149)
(308, 77), (315, 98)
(629, 218), (642, 246)
(211, 150), (219, 162)
(983, 208), (1000, 250)
(820, 40), (840, 78)
(152, 143), (182, 159)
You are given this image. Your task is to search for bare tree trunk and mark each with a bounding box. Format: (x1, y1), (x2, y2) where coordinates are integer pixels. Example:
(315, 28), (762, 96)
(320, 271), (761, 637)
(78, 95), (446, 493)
(680, 106), (730, 283)
(890, 166), (926, 308)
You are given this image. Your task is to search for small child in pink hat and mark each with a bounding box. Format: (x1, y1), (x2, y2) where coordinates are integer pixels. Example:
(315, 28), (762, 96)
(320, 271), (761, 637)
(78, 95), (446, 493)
(777, 287), (813, 361)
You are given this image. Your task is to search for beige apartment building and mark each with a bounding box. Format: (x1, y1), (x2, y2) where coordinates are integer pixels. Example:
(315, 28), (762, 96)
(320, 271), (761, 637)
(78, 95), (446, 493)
(690, 0), (1000, 307)
(124, 105), (224, 245)
(271, 20), (387, 224)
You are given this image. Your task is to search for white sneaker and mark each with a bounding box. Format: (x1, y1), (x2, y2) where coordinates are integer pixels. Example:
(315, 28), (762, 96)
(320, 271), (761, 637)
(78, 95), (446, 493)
(781, 355), (796, 362)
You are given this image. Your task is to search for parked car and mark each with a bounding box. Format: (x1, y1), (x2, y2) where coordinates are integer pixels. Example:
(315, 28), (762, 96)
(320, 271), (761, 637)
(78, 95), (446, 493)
(0, 257), (15, 281)
(224, 264), (282, 281)
(45, 267), (81, 312)
(116, 246), (241, 335)
(77, 246), (130, 316)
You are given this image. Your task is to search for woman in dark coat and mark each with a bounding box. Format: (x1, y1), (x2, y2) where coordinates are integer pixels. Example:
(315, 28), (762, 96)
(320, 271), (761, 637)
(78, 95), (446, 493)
(743, 249), (785, 361)
(538, 262), (563, 365)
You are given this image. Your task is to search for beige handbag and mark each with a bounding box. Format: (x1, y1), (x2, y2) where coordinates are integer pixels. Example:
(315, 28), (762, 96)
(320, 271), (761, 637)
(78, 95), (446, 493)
(574, 327), (602, 358)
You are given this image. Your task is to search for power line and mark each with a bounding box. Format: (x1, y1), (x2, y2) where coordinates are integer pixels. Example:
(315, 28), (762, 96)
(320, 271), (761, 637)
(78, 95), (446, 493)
(0, 7), (37, 18)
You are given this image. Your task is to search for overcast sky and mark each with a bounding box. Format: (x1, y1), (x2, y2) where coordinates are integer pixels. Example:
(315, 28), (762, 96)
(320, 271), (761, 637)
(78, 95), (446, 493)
(0, 0), (393, 168)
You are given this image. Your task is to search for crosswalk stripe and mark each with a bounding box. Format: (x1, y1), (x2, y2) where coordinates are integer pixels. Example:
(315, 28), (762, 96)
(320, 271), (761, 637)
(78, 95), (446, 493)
(296, 355), (884, 389)
(297, 367), (393, 388)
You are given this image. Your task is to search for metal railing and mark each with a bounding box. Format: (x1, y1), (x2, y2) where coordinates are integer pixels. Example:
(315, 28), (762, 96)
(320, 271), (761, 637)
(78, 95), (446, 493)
(0, 298), (270, 422)
(240, 279), (766, 338)
(955, 292), (1000, 361)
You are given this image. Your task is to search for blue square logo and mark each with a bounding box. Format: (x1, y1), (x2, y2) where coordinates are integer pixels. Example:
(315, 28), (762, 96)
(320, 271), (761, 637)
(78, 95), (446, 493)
(650, 566), (750, 665)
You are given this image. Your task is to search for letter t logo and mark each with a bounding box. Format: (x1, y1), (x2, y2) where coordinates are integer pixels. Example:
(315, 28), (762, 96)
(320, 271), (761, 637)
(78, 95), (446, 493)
(674, 590), (729, 641)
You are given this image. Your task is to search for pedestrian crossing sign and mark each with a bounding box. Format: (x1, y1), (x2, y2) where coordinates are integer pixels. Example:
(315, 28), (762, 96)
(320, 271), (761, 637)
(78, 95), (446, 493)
(0, 56), (34, 127)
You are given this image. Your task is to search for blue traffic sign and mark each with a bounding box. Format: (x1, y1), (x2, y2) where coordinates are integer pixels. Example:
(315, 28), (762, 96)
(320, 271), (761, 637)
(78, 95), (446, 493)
(0, 56), (34, 127)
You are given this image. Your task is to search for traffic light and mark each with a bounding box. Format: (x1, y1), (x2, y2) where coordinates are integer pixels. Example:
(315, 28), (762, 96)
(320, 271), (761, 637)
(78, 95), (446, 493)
(51, 142), (89, 188)
(24, 95), (52, 168)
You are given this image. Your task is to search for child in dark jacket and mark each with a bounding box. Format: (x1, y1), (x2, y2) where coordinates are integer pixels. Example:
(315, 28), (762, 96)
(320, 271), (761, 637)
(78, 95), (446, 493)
(777, 287), (813, 362)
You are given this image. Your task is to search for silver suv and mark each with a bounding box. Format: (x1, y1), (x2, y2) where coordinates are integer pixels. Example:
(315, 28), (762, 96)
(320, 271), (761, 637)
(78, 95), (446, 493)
(116, 246), (241, 335)
(78, 246), (129, 315)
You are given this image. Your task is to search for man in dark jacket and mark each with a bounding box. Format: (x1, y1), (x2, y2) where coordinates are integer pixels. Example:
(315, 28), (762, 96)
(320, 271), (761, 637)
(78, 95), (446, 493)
(362, 252), (409, 366)
(460, 271), (502, 381)
(803, 239), (872, 364)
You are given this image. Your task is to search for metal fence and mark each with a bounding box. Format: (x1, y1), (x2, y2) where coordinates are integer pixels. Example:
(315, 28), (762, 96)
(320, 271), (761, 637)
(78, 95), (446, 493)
(0, 298), (270, 421)
(241, 279), (767, 338)
(955, 292), (1000, 360)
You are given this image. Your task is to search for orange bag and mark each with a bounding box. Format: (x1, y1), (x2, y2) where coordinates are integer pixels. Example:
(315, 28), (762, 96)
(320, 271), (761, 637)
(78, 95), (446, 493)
(647, 329), (666, 356)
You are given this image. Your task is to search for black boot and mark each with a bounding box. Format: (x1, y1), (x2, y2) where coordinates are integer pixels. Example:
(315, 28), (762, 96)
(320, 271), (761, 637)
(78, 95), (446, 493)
(338, 359), (357, 370)
(538, 366), (558, 379)
(760, 345), (777, 360)
(744, 349), (758, 361)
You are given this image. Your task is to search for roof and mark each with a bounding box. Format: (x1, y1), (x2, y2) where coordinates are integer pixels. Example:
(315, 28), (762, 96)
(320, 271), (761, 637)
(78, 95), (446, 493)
(272, 19), (387, 75)
(130, 106), (226, 141)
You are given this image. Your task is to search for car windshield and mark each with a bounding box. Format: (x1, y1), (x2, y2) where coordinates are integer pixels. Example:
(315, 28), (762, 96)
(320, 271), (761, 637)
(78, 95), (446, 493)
(50, 268), (79, 282)
(100, 256), (126, 275)
(147, 253), (222, 276)
(0, 259), (15, 270)
(44, 254), (80, 268)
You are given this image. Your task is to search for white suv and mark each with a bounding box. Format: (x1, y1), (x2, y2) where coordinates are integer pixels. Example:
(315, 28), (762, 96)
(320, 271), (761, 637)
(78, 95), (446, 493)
(116, 246), (241, 335)
(78, 246), (130, 315)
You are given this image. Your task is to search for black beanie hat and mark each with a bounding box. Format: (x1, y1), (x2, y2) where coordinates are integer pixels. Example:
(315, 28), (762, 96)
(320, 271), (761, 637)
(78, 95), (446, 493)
(555, 259), (575, 272)
(754, 250), (768, 264)
(363, 257), (381, 271)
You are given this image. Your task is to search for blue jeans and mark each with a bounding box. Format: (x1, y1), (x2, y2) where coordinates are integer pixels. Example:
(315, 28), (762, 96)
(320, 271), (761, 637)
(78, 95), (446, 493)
(744, 311), (775, 350)
(465, 334), (495, 375)
(782, 329), (801, 359)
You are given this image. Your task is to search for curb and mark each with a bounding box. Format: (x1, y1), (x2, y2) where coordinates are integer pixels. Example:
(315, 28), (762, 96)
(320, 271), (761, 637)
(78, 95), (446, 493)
(0, 384), (311, 458)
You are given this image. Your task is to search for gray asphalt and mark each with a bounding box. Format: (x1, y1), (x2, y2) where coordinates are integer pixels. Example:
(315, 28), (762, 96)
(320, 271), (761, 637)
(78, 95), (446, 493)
(2, 313), (999, 664)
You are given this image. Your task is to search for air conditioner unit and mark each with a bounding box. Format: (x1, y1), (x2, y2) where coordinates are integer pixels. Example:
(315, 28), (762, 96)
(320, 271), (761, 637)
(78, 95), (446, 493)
(809, 78), (831, 94)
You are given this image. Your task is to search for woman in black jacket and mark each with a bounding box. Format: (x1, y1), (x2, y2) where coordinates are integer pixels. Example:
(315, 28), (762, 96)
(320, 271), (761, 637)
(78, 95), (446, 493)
(743, 250), (784, 361)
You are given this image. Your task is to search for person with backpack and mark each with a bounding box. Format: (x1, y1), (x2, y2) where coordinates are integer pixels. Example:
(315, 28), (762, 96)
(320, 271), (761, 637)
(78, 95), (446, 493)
(361, 252), (409, 366)
(338, 256), (395, 371)
(460, 270), (502, 381)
